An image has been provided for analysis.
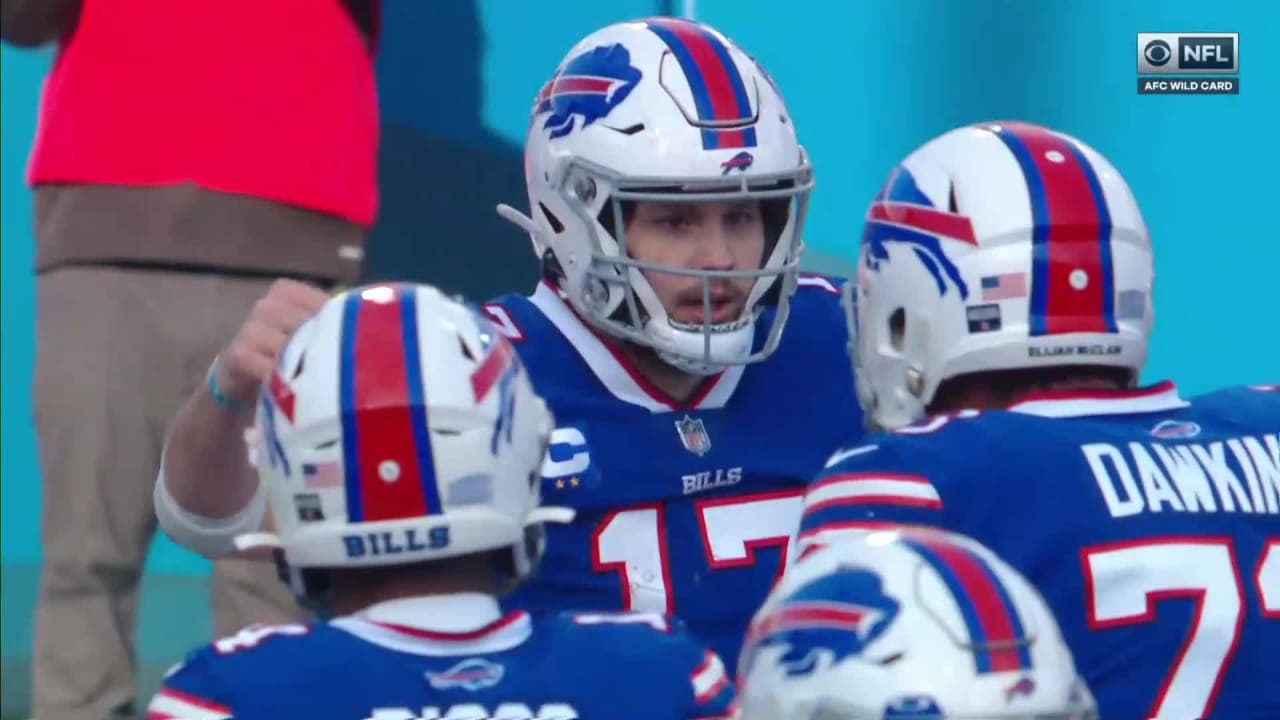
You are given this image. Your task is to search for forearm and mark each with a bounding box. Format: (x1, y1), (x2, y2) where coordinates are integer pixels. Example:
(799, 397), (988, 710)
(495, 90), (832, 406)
(154, 279), (329, 554)
(155, 384), (269, 557)
(154, 461), (266, 559)
(160, 384), (260, 521)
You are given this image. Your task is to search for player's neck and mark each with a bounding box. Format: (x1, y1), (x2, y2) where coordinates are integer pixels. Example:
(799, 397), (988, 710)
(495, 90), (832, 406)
(616, 342), (706, 403)
(327, 561), (502, 616)
(930, 372), (1128, 414)
(1011, 376), (1125, 401)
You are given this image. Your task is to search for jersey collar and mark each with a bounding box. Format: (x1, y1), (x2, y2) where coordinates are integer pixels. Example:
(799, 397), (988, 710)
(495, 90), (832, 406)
(1007, 380), (1189, 418)
(529, 281), (744, 412)
(330, 593), (531, 656)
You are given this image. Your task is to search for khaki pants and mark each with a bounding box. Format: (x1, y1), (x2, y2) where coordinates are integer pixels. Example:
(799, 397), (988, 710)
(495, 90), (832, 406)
(31, 267), (304, 720)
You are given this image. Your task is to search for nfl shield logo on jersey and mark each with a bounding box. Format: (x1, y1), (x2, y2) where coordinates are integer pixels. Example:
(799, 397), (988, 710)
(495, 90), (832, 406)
(675, 415), (711, 456)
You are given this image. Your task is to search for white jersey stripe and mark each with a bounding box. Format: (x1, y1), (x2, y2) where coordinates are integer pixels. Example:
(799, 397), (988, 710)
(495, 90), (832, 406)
(691, 650), (729, 704)
(146, 689), (233, 720)
(803, 474), (942, 514)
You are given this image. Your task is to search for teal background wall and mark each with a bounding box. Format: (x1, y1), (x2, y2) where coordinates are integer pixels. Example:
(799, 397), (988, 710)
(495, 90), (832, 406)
(2, 0), (1276, 714)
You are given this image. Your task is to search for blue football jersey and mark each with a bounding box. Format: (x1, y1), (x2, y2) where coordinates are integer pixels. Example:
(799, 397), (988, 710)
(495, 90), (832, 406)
(480, 276), (862, 669)
(148, 595), (734, 720)
(799, 382), (1280, 720)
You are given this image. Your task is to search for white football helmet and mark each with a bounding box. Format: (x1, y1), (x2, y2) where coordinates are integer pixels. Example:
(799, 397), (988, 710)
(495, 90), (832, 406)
(737, 528), (1096, 720)
(848, 121), (1153, 430)
(242, 283), (572, 602)
(498, 17), (814, 375)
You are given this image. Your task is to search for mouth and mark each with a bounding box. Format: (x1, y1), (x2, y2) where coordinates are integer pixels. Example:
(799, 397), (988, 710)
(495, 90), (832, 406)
(671, 288), (746, 326)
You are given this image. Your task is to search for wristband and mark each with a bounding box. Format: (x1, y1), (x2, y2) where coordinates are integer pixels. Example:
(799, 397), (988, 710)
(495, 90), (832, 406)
(206, 356), (251, 415)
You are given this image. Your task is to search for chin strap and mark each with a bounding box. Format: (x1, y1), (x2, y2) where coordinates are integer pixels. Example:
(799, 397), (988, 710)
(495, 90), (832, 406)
(658, 349), (727, 377)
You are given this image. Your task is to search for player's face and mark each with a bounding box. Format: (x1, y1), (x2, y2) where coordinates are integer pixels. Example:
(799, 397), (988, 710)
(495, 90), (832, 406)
(625, 200), (766, 325)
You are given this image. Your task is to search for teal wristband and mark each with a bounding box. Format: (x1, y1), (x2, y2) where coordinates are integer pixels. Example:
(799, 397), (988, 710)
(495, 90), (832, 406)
(206, 357), (251, 414)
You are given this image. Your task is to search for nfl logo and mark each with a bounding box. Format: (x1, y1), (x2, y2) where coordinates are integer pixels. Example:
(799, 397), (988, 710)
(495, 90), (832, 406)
(675, 415), (711, 456)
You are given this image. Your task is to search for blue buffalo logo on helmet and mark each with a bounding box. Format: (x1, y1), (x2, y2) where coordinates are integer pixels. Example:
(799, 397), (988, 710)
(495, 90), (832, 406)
(534, 43), (643, 140)
(720, 151), (754, 175)
(739, 568), (900, 678)
(862, 166), (975, 301)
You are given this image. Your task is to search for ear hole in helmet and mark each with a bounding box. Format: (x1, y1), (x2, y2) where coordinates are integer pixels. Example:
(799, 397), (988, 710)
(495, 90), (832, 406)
(889, 307), (907, 352)
(292, 352), (307, 380)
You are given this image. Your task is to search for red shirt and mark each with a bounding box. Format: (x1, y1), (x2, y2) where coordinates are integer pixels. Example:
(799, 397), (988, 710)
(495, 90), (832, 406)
(27, 0), (379, 226)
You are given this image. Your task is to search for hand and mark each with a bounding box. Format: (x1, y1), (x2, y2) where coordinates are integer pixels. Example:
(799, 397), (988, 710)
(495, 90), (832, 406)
(214, 279), (329, 404)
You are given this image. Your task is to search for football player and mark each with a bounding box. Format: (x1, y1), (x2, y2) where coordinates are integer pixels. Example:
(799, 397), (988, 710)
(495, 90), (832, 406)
(736, 527), (1096, 720)
(156, 17), (861, 670)
(798, 120), (1280, 720)
(147, 283), (734, 720)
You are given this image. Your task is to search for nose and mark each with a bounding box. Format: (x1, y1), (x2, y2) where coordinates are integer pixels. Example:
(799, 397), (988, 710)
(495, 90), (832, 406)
(691, 224), (736, 272)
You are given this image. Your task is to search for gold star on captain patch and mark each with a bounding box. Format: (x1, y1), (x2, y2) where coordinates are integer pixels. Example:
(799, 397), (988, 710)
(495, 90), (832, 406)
(570, 477), (580, 487)
(555, 479), (566, 489)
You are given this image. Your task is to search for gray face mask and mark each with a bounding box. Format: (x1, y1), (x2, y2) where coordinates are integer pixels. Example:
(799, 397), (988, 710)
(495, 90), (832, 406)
(505, 153), (815, 376)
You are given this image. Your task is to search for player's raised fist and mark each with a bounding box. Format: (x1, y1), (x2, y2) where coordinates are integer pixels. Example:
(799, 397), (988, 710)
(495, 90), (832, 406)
(214, 279), (329, 406)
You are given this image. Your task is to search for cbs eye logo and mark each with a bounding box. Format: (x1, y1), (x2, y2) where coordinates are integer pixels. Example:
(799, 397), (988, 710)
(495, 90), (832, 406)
(1143, 39), (1172, 67)
(1136, 33), (1238, 75)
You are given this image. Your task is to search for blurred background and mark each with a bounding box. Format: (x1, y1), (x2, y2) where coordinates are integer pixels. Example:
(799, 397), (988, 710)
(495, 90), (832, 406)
(1, 0), (1276, 715)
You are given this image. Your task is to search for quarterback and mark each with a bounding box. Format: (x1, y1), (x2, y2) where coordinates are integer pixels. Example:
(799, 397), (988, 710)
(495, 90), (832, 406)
(156, 17), (861, 669)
